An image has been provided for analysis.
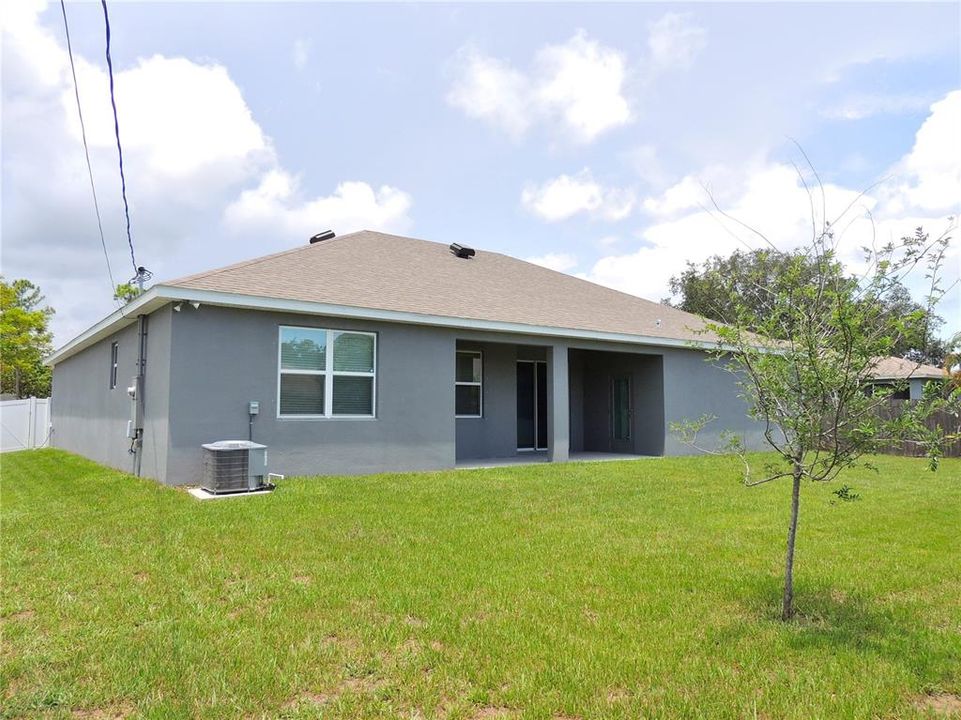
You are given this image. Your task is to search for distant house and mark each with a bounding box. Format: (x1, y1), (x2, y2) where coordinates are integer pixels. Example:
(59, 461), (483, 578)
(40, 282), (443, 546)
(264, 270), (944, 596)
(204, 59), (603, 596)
(46, 231), (766, 485)
(866, 356), (947, 400)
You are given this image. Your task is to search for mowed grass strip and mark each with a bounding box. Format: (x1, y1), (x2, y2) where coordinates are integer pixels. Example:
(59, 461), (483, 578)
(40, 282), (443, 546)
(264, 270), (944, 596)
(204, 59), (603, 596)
(1, 449), (959, 719)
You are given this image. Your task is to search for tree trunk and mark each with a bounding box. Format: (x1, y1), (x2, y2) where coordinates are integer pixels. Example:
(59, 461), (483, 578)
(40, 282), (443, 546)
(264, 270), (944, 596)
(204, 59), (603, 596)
(781, 462), (803, 621)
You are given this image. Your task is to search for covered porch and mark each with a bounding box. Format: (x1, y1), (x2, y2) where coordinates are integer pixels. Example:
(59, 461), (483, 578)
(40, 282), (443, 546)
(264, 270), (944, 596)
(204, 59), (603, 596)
(454, 339), (665, 465)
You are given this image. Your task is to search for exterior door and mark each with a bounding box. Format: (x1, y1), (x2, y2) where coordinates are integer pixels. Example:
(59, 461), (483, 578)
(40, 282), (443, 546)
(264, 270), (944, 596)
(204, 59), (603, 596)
(610, 375), (632, 453)
(517, 361), (548, 451)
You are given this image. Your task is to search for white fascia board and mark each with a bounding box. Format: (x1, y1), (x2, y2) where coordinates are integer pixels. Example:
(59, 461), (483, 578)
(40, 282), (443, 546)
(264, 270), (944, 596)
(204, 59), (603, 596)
(45, 288), (167, 365)
(872, 373), (945, 381)
(161, 287), (725, 351)
(47, 284), (729, 366)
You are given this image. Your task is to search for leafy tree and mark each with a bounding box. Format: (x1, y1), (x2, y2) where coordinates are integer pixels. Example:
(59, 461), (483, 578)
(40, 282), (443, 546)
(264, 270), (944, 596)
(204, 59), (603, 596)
(944, 333), (961, 389)
(114, 283), (143, 304)
(673, 223), (959, 621)
(666, 247), (947, 364)
(0, 278), (54, 398)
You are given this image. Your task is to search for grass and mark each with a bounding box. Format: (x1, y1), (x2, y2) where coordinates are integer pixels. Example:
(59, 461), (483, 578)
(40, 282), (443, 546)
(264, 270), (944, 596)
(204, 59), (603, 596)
(1, 449), (959, 719)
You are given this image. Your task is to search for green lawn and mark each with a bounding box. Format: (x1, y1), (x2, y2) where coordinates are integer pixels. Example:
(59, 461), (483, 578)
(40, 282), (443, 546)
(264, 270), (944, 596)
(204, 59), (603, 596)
(1, 449), (959, 719)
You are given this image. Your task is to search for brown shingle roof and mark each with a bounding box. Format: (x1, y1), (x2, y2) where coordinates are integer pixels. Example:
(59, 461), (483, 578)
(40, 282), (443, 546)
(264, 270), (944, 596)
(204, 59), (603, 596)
(868, 356), (946, 380)
(166, 230), (717, 344)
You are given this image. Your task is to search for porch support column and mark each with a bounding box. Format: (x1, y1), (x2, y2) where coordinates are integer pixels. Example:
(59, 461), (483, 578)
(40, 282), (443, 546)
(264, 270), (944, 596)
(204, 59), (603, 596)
(547, 343), (570, 462)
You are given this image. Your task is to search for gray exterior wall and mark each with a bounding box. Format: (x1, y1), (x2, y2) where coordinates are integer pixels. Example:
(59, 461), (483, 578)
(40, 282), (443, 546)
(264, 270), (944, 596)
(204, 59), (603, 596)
(661, 347), (767, 455)
(51, 307), (172, 480)
(52, 303), (767, 484)
(909, 378), (934, 400)
(454, 342), (546, 461)
(164, 306), (456, 484)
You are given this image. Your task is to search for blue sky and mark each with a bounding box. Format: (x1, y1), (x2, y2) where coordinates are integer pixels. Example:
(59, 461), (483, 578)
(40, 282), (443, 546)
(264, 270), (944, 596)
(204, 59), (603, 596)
(3, 1), (959, 343)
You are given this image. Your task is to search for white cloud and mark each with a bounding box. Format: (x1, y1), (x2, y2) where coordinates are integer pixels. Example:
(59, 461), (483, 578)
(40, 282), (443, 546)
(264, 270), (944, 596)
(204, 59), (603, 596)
(223, 171), (412, 239)
(588, 165), (847, 303)
(647, 13), (707, 70)
(446, 49), (532, 139)
(66, 54), (272, 193)
(292, 39), (310, 70)
(522, 170), (634, 222)
(447, 32), (631, 143)
(533, 31), (631, 142)
(584, 96), (961, 333)
(641, 175), (706, 216)
(820, 93), (937, 121)
(880, 90), (961, 215)
(525, 252), (578, 273)
(1, 3), (414, 343)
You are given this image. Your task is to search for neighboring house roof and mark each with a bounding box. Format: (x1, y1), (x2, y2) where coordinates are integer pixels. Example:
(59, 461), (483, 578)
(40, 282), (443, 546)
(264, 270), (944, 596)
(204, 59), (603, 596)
(50, 231), (725, 365)
(868, 355), (946, 381)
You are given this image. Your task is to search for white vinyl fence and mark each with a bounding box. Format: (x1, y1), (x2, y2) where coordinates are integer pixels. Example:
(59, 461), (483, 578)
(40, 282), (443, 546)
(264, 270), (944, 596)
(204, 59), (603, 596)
(1, 398), (51, 453)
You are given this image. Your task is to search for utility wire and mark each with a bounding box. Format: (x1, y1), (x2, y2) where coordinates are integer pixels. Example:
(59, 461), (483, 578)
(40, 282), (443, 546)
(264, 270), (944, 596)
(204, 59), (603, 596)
(59, 0), (116, 295)
(100, 0), (139, 277)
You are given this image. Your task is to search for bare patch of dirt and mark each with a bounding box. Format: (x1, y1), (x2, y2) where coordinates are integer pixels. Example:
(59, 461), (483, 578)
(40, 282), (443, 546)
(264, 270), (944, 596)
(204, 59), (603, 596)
(470, 706), (519, 719)
(292, 575), (311, 585)
(70, 702), (134, 719)
(285, 674), (385, 710)
(582, 607), (598, 623)
(322, 633), (361, 653)
(432, 694), (454, 719)
(914, 693), (961, 716)
(301, 692), (333, 705)
(341, 676), (384, 694)
(405, 615), (425, 628)
(3, 675), (24, 699)
(429, 640), (445, 653)
(605, 687), (631, 704)
(283, 692), (330, 710)
(6, 610), (35, 622)
(133, 572), (149, 583)
(398, 638), (421, 654)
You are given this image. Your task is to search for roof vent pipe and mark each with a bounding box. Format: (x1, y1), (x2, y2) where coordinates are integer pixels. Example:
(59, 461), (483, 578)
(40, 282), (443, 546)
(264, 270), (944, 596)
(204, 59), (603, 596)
(310, 230), (336, 244)
(450, 243), (475, 259)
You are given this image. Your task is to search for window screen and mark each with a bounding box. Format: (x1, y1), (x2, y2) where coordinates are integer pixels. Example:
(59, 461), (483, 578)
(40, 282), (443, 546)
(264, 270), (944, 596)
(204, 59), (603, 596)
(455, 350), (482, 417)
(279, 327), (375, 417)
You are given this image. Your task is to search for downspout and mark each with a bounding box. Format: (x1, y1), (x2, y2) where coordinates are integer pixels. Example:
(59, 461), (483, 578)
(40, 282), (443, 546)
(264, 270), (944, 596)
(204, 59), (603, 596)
(131, 313), (148, 476)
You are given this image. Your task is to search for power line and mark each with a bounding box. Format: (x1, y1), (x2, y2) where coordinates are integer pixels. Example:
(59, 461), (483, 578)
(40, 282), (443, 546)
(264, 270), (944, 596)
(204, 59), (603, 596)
(100, 0), (139, 277)
(59, 0), (116, 295)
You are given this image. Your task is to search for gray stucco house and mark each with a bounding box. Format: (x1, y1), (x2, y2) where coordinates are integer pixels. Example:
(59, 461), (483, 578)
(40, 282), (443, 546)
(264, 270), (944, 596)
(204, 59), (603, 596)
(48, 230), (765, 485)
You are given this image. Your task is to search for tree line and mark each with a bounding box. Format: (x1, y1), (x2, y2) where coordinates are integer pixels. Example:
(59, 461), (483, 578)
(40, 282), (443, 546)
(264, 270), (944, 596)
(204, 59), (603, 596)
(1, 278), (54, 399)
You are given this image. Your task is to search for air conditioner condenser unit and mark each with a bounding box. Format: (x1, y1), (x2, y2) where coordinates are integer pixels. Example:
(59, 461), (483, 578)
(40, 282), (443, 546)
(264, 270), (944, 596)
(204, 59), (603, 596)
(201, 440), (268, 494)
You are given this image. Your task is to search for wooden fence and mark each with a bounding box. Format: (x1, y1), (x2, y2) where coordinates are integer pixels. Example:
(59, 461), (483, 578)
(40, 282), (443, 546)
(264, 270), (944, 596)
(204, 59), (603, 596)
(868, 401), (961, 459)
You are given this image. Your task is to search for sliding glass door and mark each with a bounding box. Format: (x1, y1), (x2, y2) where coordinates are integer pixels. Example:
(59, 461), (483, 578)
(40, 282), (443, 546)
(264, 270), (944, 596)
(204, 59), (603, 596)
(517, 360), (548, 451)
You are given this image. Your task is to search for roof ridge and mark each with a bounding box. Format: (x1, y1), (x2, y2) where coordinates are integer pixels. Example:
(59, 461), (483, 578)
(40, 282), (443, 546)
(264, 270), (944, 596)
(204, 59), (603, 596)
(163, 230), (366, 286)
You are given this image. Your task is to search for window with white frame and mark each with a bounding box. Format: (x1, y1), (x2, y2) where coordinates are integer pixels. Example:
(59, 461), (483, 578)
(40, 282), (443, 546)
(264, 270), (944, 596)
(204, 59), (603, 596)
(109, 342), (119, 389)
(455, 350), (483, 417)
(278, 326), (376, 418)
